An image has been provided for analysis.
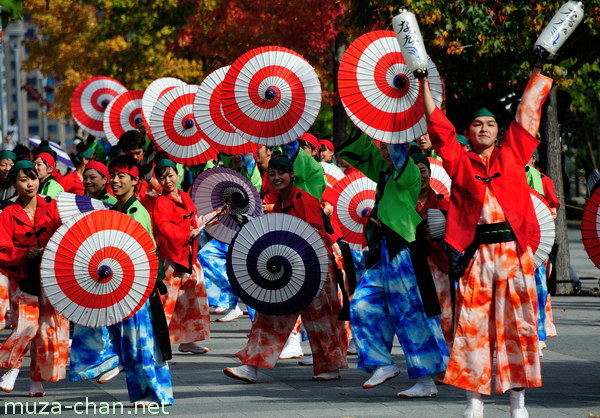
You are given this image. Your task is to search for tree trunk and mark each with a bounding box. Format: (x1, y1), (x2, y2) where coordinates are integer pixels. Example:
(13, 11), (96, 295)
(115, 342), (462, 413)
(544, 85), (573, 295)
(332, 32), (348, 146)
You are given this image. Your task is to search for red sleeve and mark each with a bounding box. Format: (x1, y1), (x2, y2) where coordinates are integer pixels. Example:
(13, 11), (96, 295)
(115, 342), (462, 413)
(426, 108), (464, 178)
(0, 210), (28, 271)
(542, 175), (561, 210)
(503, 120), (540, 167)
(152, 197), (191, 254)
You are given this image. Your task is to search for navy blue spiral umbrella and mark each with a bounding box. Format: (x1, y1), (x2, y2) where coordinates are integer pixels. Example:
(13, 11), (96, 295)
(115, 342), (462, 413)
(226, 213), (329, 315)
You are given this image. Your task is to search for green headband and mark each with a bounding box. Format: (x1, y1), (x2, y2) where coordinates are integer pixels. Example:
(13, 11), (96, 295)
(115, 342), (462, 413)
(155, 158), (177, 170)
(0, 150), (17, 161)
(456, 134), (469, 146)
(79, 147), (95, 160)
(409, 153), (430, 170)
(268, 156), (294, 173)
(532, 149), (539, 160)
(471, 107), (496, 121)
(8, 160), (36, 182)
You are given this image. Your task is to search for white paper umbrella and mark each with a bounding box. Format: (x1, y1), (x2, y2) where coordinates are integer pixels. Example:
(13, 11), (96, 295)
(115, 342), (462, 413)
(221, 46), (322, 146)
(581, 187), (600, 269)
(191, 167), (263, 244)
(530, 189), (556, 268)
(428, 157), (452, 200)
(56, 192), (112, 222)
(427, 208), (446, 240)
(194, 66), (258, 155)
(149, 85), (217, 165)
(40, 211), (158, 328)
(338, 30), (443, 144)
(322, 162), (345, 188)
(332, 171), (377, 251)
(71, 76), (127, 137)
(142, 77), (186, 138)
(226, 213), (328, 315)
(103, 90), (144, 145)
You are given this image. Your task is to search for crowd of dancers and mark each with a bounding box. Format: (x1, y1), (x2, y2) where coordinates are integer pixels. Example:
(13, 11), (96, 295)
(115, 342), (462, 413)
(0, 65), (561, 418)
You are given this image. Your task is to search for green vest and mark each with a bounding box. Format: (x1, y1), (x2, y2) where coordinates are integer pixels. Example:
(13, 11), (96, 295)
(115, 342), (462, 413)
(40, 177), (64, 199)
(526, 164), (544, 195)
(337, 135), (422, 243)
(289, 147), (326, 201)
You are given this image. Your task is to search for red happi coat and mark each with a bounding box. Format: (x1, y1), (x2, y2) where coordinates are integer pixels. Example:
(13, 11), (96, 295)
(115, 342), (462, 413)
(273, 185), (333, 257)
(541, 173), (561, 211)
(0, 196), (61, 282)
(152, 191), (199, 270)
(59, 171), (85, 195)
(427, 108), (538, 253)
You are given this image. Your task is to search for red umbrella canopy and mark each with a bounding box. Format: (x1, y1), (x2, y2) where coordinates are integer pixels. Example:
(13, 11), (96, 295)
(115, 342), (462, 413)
(149, 85), (217, 165)
(194, 66), (259, 155)
(142, 77), (186, 139)
(71, 76), (127, 137)
(103, 90), (144, 146)
(581, 187), (600, 270)
(338, 30), (443, 144)
(221, 46), (322, 146)
(40, 211), (158, 328)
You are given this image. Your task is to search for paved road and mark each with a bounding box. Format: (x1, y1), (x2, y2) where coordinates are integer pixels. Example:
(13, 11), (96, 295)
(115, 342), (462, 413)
(0, 221), (598, 417)
(1, 297), (599, 418)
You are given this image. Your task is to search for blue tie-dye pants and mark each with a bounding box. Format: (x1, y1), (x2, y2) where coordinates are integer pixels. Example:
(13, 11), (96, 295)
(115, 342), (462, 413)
(534, 264), (548, 341)
(349, 238), (449, 379)
(69, 301), (174, 404)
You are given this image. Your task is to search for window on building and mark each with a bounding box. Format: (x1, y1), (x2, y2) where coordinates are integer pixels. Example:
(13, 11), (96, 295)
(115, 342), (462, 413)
(28, 110), (38, 119)
(29, 125), (39, 135)
(49, 124), (57, 134)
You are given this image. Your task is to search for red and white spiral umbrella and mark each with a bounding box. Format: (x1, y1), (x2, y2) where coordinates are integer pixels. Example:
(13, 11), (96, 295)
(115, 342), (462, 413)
(40, 211), (158, 328)
(103, 90), (144, 145)
(142, 77), (186, 138)
(333, 171), (377, 251)
(322, 162), (345, 189)
(149, 85), (217, 165)
(338, 30), (443, 144)
(194, 66), (258, 155)
(529, 190), (556, 268)
(428, 157), (451, 200)
(71, 76), (127, 137)
(581, 187), (600, 269)
(221, 46), (322, 146)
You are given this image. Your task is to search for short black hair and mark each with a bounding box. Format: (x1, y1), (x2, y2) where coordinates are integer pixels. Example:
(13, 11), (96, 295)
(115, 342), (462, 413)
(13, 144), (31, 161)
(10, 167), (38, 183)
(33, 146), (57, 161)
(118, 130), (146, 151)
(109, 154), (142, 180)
(155, 164), (177, 180)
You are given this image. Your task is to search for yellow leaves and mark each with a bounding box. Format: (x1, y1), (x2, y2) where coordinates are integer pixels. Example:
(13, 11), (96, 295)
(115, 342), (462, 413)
(105, 36), (129, 52)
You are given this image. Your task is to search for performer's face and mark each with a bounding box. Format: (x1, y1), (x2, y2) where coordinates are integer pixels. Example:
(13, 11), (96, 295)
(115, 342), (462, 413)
(125, 148), (144, 163)
(13, 170), (39, 198)
(417, 133), (432, 151)
(83, 169), (107, 196)
(379, 144), (392, 167)
(110, 171), (138, 198)
(319, 146), (334, 162)
(0, 158), (14, 181)
(256, 146), (271, 170)
(34, 158), (52, 181)
(268, 169), (292, 192)
(417, 163), (430, 194)
(157, 167), (179, 193)
(468, 117), (498, 153)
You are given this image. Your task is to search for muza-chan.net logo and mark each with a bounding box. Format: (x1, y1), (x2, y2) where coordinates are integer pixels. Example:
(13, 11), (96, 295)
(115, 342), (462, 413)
(3, 398), (170, 415)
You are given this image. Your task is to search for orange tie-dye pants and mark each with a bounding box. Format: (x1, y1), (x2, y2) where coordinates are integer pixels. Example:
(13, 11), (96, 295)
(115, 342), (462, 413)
(0, 289), (69, 382)
(428, 259), (454, 349)
(0, 273), (9, 327)
(160, 260), (210, 344)
(236, 265), (348, 376)
(443, 188), (541, 394)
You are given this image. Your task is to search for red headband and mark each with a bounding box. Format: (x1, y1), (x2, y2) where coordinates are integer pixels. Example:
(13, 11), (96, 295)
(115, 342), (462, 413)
(320, 139), (335, 151)
(36, 152), (56, 169)
(84, 161), (109, 179)
(109, 164), (140, 179)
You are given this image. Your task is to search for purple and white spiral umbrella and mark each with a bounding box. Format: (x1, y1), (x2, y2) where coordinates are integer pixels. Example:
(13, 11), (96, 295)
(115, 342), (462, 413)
(190, 167), (263, 244)
(226, 213), (329, 315)
(56, 192), (112, 222)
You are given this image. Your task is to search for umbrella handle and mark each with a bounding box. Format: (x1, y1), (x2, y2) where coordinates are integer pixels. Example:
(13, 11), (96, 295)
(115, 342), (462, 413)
(198, 204), (230, 231)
